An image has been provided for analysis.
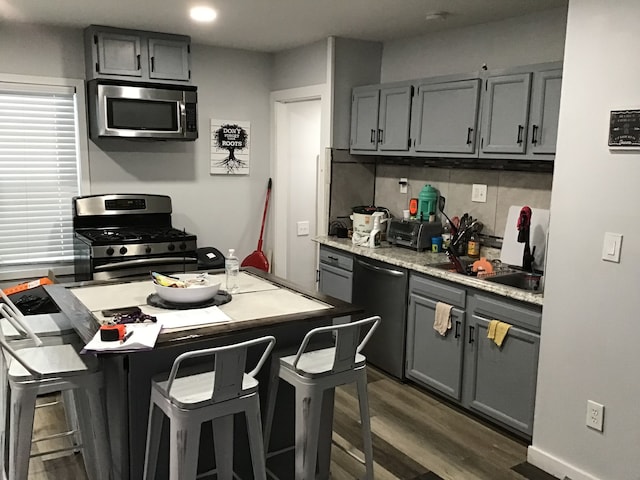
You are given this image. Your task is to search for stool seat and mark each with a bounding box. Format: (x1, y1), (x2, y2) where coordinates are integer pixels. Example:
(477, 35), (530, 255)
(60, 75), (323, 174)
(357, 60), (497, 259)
(152, 370), (259, 409)
(7, 344), (98, 380)
(280, 347), (366, 377)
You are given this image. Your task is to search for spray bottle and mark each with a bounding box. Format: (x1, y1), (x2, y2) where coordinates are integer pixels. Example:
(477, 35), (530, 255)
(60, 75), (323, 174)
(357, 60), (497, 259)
(368, 212), (386, 248)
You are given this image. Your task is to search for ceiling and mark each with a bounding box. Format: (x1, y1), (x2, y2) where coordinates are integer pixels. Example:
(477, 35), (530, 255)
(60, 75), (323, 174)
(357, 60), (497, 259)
(2, 0), (568, 53)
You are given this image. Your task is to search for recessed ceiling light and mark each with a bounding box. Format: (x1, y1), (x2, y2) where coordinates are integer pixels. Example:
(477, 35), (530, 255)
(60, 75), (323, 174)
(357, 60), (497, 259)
(425, 11), (449, 21)
(190, 6), (217, 23)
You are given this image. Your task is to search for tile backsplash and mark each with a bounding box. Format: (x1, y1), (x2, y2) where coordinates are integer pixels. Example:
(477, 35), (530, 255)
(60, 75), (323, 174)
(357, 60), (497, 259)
(330, 150), (553, 239)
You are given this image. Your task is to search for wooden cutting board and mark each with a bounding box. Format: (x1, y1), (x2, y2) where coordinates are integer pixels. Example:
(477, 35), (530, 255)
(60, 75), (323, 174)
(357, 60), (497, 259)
(500, 206), (550, 270)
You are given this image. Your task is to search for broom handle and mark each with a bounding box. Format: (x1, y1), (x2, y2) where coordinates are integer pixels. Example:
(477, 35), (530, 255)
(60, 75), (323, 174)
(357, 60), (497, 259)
(256, 178), (272, 251)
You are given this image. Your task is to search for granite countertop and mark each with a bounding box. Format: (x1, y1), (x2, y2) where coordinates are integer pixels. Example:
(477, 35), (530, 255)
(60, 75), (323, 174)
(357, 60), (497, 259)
(314, 236), (544, 307)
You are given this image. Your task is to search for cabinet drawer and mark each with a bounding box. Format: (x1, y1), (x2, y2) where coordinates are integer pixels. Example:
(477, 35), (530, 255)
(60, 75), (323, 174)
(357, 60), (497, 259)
(410, 273), (465, 308)
(472, 294), (541, 332)
(319, 246), (353, 272)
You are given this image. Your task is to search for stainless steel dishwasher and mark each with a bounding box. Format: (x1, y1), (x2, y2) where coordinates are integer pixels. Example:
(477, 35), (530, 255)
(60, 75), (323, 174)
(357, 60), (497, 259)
(353, 256), (408, 380)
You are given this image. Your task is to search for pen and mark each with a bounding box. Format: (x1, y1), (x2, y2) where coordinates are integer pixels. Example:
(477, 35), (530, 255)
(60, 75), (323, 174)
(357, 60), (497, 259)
(121, 330), (134, 344)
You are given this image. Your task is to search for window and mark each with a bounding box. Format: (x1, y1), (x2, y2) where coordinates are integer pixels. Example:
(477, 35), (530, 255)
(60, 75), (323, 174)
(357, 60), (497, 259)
(0, 79), (86, 270)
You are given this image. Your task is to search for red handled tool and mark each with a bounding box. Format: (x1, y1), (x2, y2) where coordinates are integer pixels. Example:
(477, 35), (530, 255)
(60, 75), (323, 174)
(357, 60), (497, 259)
(241, 178), (272, 272)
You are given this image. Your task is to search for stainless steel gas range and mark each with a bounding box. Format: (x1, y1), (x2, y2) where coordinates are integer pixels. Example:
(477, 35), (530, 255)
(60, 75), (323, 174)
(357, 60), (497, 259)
(72, 194), (198, 281)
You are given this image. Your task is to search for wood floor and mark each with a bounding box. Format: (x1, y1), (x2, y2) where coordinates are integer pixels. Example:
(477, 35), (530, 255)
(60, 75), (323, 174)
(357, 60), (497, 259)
(25, 367), (536, 479)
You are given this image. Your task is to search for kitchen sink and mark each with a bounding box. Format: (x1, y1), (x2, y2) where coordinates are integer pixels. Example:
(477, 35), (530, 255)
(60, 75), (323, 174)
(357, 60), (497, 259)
(428, 262), (459, 272)
(483, 271), (544, 293)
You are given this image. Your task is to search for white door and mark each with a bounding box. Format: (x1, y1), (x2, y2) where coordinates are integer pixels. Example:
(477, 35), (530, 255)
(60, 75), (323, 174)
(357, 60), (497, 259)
(271, 85), (329, 292)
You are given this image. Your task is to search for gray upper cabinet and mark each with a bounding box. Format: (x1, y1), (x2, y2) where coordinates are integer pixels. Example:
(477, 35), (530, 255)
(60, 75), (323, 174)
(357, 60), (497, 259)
(350, 86), (380, 151)
(413, 78), (481, 155)
(528, 68), (563, 156)
(350, 84), (412, 153)
(148, 37), (191, 82)
(85, 25), (191, 84)
(480, 63), (563, 160)
(94, 31), (143, 77)
(480, 73), (532, 155)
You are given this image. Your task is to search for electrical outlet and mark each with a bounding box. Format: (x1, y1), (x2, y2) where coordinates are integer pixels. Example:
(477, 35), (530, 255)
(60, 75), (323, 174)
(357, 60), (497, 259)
(586, 400), (604, 432)
(472, 184), (487, 203)
(296, 221), (310, 236)
(399, 178), (408, 194)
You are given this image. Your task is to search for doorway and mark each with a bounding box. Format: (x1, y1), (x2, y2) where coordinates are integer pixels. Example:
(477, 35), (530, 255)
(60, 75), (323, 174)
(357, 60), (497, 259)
(271, 85), (330, 291)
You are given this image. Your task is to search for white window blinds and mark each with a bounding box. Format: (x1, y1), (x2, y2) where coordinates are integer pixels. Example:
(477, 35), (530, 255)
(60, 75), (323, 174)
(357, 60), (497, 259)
(0, 82), (80, 266)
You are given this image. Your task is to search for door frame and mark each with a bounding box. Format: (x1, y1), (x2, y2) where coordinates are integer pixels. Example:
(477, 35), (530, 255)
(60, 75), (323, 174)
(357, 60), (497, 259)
(270, 84), (331, 280)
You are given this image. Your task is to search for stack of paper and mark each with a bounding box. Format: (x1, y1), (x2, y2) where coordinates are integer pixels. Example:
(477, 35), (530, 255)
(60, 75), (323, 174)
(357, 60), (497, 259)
(82, 323), (162, 353)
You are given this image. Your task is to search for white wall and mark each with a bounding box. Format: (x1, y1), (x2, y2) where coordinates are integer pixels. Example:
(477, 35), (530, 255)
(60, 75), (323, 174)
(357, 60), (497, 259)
(529, 2), (640, 479)
(381, 7), (567, 82)
(0, 23), (273, 262)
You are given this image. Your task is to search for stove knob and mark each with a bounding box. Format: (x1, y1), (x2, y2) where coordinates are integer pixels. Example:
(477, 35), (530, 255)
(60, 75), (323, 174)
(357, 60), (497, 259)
(119, 246), (128, 255)
(145, 246), (152, 254)
(106, 247), (114, 256)
(179, 243), (187, 251)
(168, 244), (176, 251)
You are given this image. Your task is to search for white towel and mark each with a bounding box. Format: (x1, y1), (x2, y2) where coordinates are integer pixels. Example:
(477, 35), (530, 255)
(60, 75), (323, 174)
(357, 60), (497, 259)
(434, 302), (453, 336)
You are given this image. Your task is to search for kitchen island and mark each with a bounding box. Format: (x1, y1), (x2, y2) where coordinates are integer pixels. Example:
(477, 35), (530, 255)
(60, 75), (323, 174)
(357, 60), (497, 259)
(45, 268), (360, 480)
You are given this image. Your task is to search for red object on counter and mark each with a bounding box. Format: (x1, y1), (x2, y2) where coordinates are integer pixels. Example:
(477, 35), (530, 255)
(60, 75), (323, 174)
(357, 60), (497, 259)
(408, 198), (418, 216)
(100, 325), (126, 342)
(517, 206), (532, 230)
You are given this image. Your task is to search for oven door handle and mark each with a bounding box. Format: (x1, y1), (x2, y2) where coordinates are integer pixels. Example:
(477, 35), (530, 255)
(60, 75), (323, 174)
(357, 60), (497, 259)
(93, 257), (198, 272)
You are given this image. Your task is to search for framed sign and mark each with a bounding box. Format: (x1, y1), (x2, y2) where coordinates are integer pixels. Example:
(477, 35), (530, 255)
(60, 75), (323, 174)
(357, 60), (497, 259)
(609, 110), (640, 148)
(210, 119), (251, 175)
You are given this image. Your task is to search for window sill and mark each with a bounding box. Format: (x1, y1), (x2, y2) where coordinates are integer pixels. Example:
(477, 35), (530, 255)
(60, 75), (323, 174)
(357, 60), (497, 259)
(0, 264), (75, 284)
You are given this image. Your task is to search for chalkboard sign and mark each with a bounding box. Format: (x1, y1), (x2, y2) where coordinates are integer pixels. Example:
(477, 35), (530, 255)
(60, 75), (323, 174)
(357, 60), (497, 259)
(609, 110), (640, 147)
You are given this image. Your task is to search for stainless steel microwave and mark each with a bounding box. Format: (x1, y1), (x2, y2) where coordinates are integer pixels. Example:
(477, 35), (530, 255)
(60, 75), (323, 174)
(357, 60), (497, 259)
(87, 80), (198, 140)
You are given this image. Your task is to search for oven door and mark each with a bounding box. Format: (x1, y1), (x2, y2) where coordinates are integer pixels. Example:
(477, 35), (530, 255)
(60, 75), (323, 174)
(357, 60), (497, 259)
(91, 255), (198, 281)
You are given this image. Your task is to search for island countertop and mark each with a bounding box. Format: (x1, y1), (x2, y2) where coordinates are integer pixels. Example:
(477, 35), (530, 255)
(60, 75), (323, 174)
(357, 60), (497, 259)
(45, 268), (361, 346)
(313, 236), (544, 306)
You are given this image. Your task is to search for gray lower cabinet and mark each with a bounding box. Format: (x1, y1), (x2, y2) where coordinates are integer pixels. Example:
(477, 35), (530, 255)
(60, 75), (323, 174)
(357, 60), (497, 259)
(406, 272), (541, 437)
(465, 293), (541, 436)
(405, 275), (466, 400)
(318, 245), (353, 324)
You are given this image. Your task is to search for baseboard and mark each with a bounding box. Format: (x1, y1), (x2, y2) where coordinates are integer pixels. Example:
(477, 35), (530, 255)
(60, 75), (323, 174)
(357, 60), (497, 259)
(527, 445), (602, 480)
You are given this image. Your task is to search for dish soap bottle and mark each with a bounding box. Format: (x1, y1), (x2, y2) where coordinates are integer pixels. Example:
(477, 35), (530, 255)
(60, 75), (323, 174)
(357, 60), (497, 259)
(225, 249), (240, 294)
(467, 232), (480, 259)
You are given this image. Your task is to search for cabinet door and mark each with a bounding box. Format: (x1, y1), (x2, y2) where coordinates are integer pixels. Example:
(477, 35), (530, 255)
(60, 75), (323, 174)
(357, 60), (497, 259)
(377, 85), (412, 151)
(414, 79), (481, 154)
(480, 73), (532, 155)
(466, 315), (540, 436)
(528, 69), (562, 156)
(95, 32), (142, 77)
(350, 87), (380, 151)
(318, 263), (352, 303)
(148, 38), (191, 81)
(406, 293), (465, 401)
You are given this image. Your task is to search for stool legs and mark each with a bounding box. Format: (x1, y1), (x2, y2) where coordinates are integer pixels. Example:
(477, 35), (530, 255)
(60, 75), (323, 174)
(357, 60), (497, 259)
(143, 402), (164, 480)
(316, 388), (335, 479)
(262, 356), (280, 453)
(73, 384), (112, 480)
(356, 371), (374, 480)
(244, 396), (267, 480)
(8, 386), (37, 480)
(169, 415), (200, 480)
(294, 384), (324, 480)
(212, 415), (234, 480)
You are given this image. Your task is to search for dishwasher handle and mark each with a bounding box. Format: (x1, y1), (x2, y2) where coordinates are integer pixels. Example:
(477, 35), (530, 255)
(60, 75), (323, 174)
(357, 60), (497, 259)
(355, 258), (405, 277)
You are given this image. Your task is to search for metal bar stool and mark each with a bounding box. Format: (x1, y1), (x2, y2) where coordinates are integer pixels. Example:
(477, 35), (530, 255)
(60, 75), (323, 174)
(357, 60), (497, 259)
(143, 335), (276, 480)
(0, 302), (111, 480)
(263, 316), (381, 480)
(0, 291), (82, 452)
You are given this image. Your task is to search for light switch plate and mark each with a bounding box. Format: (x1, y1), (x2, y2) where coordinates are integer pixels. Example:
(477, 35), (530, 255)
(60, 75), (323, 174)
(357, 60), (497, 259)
(472, 184), (487, 203)
(399, 178), (408, 194)
(297, 221), (310, 236)
(602, 232), (622, 262)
